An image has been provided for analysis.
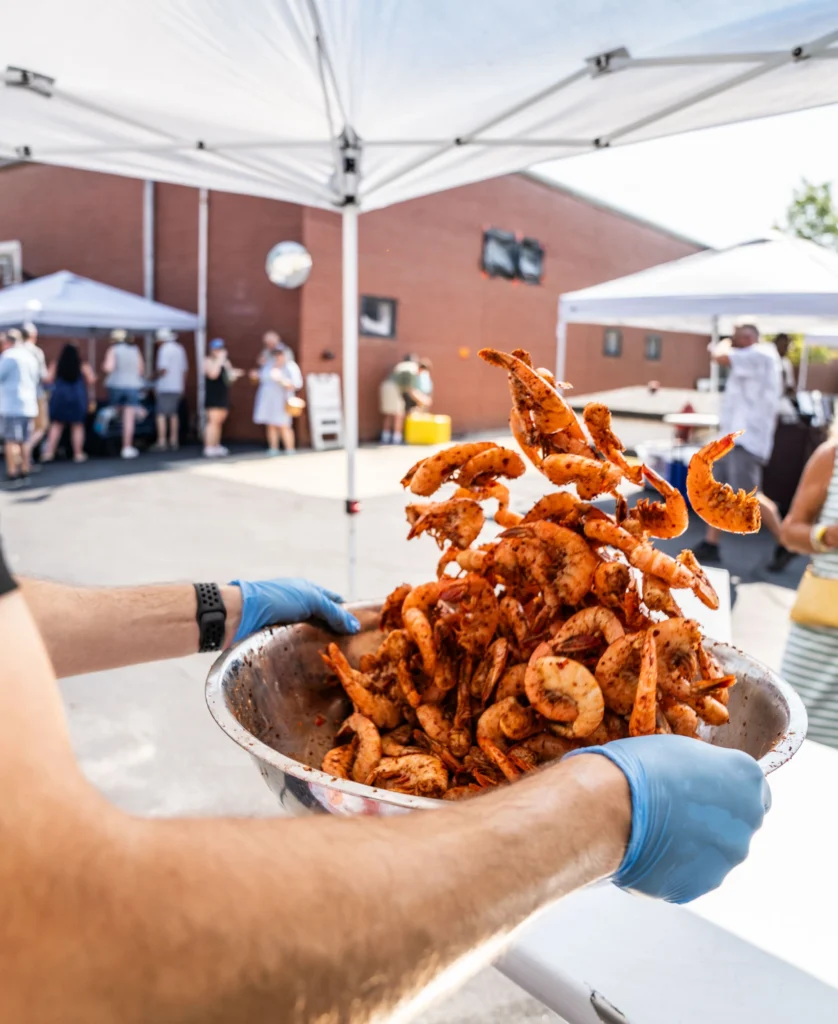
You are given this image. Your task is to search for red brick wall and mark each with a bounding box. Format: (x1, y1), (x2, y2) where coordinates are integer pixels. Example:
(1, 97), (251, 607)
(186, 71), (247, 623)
(1, 164), (707, 443)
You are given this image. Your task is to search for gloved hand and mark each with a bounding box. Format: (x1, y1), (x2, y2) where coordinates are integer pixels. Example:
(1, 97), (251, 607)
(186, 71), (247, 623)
(566, 735), (771, 904)
(230, 578), (360, 644)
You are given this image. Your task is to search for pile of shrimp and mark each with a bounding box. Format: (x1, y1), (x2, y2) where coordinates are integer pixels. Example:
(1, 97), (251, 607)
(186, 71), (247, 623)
(320, 347), (751, 800)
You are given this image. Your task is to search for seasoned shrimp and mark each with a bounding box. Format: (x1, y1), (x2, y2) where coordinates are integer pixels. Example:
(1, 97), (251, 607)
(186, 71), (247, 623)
(595, 633), (644, 716)
(381, 724), (418, 757)
(380, 583), (412, 631)
(512, 732), (577, 763)
(677, 548), (720, 611)
(499, 698), (541, 742)
(689, 693), (730, 726)
(366, 754), (449, 797)
(541, 453), (624, 500)
(632, 465), (689, 539)
(525, 656), (605, 737)
(415, 703), (452, 747)
(476, 698), (524, 781)
(592, 560), (632, 611)
(686, 432), (761, 534)
(396, 660), (423, 710)
(650, 618), (702, 694)
(584, 517), (695, 590)
(336, 712), (382, 783)
(660, 698), (699, 738)
(552, 606), (625, 648)
(402, 580), (453, 676)
(469, 637), (509, 703)
(402, 441), (498, 496)
(437, 574), (500, 656)
(321, 644), (403, 730)
(495, 663), (528, 701)
(499, 595), (529, 651)
(521, 491), (589, 527)
(321, 740), (356, 779)
(457, 447), (526, 488)
(443, 784), (482, 801)
(629, 632), (658, 737)
(406, 497), (484, 550)
(479, 348), (583, 437)
(501, 521), (597, 606)
(642, 574), (683, 618)
(579, 709), (629, 746)
(583, 403), (643, 485)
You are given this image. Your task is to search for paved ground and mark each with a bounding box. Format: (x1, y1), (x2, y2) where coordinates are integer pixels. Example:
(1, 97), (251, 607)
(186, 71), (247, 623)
(0, 428), (808, 1023)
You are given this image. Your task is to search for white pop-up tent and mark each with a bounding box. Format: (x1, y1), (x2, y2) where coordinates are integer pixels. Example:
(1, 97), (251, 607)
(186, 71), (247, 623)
(0, 270), (200, 331)
(1, 1), (837, 507)
(557, 236), (838, 385)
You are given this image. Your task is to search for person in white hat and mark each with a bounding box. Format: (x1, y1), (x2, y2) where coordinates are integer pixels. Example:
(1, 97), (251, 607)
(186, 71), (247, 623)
(151, 328), (189, 452)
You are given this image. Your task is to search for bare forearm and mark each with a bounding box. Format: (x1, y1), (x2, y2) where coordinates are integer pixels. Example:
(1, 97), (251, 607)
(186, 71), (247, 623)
(5, 757), (628, 1024)
(19, 578), (243, 677)
(780, 521), (838, 555)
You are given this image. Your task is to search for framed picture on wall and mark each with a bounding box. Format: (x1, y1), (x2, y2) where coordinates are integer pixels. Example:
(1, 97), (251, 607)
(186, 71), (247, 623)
(360, 295), (398, 338)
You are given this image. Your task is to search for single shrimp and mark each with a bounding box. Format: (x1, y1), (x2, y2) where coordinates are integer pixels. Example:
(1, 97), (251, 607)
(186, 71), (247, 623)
(402, 580), (451, 676)
(402, 441), (498, 496)
(579, 709), (629, 746)
(436, 574), (499, 656)
(677, 548), (720, 611)
(479, 348), (583, 437)
(689, 693), (730, 726)
(642, 574), (683, 618)
(366, 753), (449, 797)
(525, 656), (605, 737)
(595, 633), (645, 717)
(686, 432), (761, 534)
(443, 784), (482, 801)
(321, 644), (403, 730)
(694, 645), (735, 702)
(512, 732), (577, 763)
(501, 521), (597, 606)
(499, 698), (541, 742)
(380, 583), (412, 631)
(457, 446), (526, 488)
(406, 497), (484, 550)
(650, 618), (702, 696)
(336, 712), (382, 784)
(583, 403), (643, 485)
(469, 636), (509, 703)
(521, 491), (589, 527)
(656, 707), (673, 734)
(541, 453), (624, 500)
(629, 631), (658, 737)
(499, 595), (529, 651)
(321, 740), (357, 779)
(495, 663), (528, 702)
(631, 465), (689, 539)
(380, 724), (418, 757)
(395, 660), (423, 710)
(455, 544), (494, 575)
(476, 698), (524, 781)
(660, 698), (699, 738)
(415, 703), (452, 748)
(592, 560), (632, 612)
(583, 517), (695, 590)
(552, 606), (625, 649)
(510, 406), (544, 470)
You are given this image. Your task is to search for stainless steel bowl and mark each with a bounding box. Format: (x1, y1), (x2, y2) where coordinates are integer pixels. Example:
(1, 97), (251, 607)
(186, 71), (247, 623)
(205, 602), (808, 817)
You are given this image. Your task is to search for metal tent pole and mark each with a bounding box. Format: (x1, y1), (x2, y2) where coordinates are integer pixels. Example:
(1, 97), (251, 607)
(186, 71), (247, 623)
(142, 180), (155, 371)
(555, 306), (568, 384)
(342, 204), (360, 599)
(196, 188), (209, 435)
(709, 315), (720, 392)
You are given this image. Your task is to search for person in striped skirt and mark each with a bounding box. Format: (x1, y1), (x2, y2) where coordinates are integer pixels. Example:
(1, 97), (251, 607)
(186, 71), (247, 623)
(780, 438), (838, 748)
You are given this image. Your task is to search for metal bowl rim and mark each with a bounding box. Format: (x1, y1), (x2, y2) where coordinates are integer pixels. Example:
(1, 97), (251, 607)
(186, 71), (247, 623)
(205, 602), (808, 808)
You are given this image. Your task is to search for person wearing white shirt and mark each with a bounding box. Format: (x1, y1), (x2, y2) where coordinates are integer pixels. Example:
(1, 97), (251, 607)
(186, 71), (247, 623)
(151, 328), (189, 452)
(693, 324), (788, 566)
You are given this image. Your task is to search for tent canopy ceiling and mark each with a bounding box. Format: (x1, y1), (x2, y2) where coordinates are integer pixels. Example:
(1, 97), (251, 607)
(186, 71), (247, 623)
(0, 270), (200, 331)
(0, 1), (836, 211)
(559, 237), (838, 336)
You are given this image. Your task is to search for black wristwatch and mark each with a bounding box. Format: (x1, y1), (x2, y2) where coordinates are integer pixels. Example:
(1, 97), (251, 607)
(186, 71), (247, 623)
(194, 583), (227, 652)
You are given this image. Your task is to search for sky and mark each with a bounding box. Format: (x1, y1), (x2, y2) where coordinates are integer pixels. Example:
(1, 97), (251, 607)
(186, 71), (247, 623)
(537, 104), (838, 249)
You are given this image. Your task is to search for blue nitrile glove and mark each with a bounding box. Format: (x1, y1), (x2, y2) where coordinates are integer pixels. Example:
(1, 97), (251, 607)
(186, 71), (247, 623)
(230, 578), (360, 644)
(566, 735), (771, 904)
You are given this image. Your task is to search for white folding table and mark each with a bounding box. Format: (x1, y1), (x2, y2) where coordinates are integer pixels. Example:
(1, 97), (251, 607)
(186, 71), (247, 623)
(497, 567), (838, 1023)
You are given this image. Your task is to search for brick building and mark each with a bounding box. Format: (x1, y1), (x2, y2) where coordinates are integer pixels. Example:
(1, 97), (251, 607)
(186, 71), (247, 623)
(0, 163), (710, 442)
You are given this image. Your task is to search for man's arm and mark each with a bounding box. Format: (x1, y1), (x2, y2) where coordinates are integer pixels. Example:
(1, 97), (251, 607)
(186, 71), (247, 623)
(19, 577), (358, 678)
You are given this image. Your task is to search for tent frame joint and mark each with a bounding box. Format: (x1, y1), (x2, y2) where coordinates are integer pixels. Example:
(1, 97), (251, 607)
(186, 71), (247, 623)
(3, 66), (54, 98)
(339, 128), (362, 206)
(586, 47), (630, 77)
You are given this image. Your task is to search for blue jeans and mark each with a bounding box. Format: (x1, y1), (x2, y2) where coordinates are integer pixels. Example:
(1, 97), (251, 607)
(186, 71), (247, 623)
(108, 387), (142, 408)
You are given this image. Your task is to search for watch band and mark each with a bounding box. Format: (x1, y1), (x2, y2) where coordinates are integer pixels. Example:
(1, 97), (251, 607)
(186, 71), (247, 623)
(194, 582), (227, 652)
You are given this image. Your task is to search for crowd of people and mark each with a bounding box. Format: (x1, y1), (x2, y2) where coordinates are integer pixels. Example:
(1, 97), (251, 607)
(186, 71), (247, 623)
(0, 325), (305, 482)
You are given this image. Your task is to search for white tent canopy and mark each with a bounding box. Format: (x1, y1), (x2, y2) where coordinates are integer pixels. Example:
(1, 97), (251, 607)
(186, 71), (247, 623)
(2, 0), (837, 507)
(0, 270), (200, 331)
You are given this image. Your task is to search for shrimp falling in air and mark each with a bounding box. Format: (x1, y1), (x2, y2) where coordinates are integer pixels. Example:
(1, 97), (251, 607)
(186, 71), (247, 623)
(686, 432), (761, 534)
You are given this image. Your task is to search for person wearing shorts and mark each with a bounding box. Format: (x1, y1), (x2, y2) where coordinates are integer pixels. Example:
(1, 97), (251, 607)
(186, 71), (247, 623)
(693, 324), (788, 566)
(103, 330), (146, 459)
(151, 328), (189, 452)
(379, 355), (429, 444)
(0, 328), (40, 486)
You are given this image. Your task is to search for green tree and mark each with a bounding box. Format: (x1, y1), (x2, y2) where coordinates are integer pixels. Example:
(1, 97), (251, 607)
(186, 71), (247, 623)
(778, 179), (838, 251)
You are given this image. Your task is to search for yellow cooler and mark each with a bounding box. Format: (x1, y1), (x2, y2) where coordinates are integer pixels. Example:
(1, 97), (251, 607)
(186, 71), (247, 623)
(404, 412), (452, 445)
